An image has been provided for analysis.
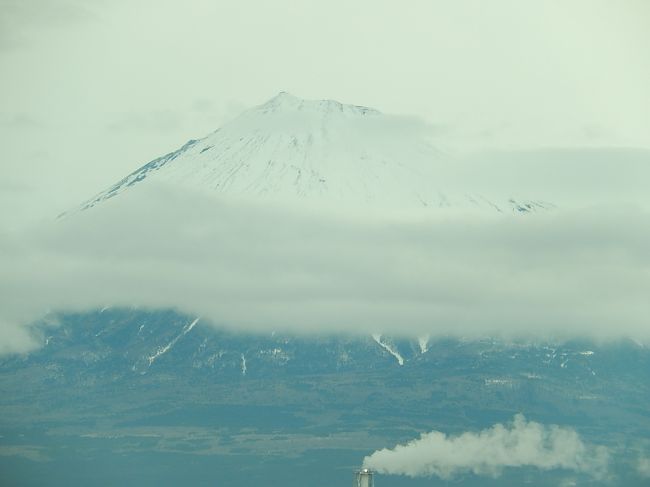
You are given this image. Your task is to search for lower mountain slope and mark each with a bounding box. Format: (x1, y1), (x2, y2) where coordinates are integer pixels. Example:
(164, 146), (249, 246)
(1, 309), (649, 486)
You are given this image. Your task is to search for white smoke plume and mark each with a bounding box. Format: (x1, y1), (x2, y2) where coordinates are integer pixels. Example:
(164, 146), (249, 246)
(363, 414), (609, 480)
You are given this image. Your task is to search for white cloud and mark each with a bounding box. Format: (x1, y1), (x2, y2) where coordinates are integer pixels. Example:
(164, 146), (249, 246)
(1, 183), (649, 355)
(363, 414), (609, 480)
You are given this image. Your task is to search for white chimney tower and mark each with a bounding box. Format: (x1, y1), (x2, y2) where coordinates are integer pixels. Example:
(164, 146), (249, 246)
(354, 468), (374, 487)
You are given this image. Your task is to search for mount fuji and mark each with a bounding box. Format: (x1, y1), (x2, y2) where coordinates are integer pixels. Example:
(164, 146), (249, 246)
(10, 94), (649, 487)
(74, 92), (551, 214)
(3, 307), (649, 486)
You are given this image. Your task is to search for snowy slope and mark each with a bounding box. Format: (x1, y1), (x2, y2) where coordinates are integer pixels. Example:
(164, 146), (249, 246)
(76, 92), (551, 212)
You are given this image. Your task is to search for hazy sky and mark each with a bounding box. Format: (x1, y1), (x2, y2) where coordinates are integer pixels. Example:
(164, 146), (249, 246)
(1, 0), (649, 228)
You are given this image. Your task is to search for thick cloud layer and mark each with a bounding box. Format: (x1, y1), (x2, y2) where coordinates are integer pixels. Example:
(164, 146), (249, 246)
(363, 414), (609, 479)
(1, 184), (649, 355)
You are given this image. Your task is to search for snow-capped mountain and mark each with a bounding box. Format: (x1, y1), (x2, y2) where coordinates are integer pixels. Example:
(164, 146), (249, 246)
(76, 92), (551, 213)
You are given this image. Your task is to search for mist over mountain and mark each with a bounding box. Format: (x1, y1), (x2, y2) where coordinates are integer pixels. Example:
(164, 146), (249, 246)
(2, 94), (649, 487)
(2, 93), (649, 351)
(3, 0), (649, 484)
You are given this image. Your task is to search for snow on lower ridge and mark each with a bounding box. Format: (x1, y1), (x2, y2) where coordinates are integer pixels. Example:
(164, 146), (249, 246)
(147, 317), (200, 366)
(418, 335), (430, 354)
(240, 353), (247, 376)
(372, 334), (405, 366)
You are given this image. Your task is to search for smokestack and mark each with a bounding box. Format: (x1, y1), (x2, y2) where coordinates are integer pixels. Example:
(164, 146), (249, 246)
(354, 468), (374, 487)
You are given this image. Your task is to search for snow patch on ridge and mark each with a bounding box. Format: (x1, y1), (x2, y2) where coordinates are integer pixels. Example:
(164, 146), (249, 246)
(147, 317), (200, 366)
(372, 334), (405, 366)
(418, 335), (430, 354)
(241, 353), (247, 376)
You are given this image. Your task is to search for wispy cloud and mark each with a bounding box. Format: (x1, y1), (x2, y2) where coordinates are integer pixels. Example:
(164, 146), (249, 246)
(363, 414), (609, 480)
(0, 0), (99, 49)
(106, 110), (183, 134)
(0, 113), (45, 129)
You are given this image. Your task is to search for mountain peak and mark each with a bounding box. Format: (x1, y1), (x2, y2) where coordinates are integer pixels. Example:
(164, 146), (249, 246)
(260, 91), (302, 110)
(258, 92), (380, 117)
(72, 94), (552, 214)
(272, 91), (299, 102)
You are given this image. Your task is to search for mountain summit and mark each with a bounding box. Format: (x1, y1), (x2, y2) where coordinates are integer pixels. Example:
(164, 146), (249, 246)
(260, 91), (380, 116)
(77, 93), (550, 212)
